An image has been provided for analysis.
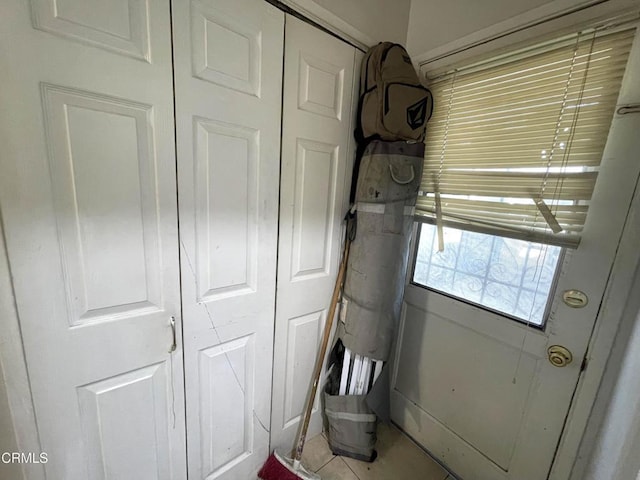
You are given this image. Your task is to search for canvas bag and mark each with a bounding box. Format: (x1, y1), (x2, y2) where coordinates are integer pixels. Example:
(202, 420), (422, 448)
(340, 140), (424, 361)
(357, 42), (433, 143)
(323, 340), (378, 462)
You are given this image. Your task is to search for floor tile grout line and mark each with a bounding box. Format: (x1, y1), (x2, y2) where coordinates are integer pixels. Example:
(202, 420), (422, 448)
(314, 454), (337, 473)
(312, 426), (455, 480)
(341, 456), (362, 480)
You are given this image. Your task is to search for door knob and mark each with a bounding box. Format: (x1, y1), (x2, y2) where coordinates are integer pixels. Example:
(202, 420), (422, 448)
(548, 345), (572, 367)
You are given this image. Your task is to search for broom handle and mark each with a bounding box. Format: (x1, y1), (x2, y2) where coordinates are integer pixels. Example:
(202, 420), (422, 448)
(293, 238), (351, 463)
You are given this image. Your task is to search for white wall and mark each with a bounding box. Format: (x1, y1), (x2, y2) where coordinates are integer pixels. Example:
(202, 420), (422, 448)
(584, 268), (640, 480)
(407, 0), (554, 56)
(311, 0), (411, 44)
(282, 0), (412, 47)
(407, 0), (640, 66)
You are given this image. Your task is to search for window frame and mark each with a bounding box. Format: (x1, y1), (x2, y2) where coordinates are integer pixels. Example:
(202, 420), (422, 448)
(409, 221), (566, 330)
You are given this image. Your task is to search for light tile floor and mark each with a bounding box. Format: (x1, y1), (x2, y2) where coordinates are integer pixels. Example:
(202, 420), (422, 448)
(301, 423), (454, 480)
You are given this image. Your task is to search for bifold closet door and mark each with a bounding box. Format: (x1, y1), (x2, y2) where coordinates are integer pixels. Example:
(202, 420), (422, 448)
(270, 14), (361, 452)
(0, 0), (186, 479)
(171, 1), (284, 479)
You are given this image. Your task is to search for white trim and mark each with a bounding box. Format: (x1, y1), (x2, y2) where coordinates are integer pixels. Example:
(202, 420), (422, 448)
(0, 218), (44, 480)
(552, 168), (640, 480)
(278, 0), (373, 50)
(416, 0), (640, 76)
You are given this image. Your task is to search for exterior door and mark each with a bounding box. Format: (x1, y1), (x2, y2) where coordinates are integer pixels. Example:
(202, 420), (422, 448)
(391, 29), (640, 480)
(269, 14), (360, 453)
(171, 1), (284, 478)
(0, 0), (186, 479)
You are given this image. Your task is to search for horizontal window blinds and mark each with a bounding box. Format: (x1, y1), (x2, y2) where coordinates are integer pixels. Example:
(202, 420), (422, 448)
(417, 28), (635, 248)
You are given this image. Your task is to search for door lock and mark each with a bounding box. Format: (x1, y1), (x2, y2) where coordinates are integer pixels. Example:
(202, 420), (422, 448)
(562, 289), (588, 308)
(548, 345), (573, 367)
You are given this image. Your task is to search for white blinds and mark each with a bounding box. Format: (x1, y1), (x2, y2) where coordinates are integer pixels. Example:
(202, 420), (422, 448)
(417, 28), (635, 248)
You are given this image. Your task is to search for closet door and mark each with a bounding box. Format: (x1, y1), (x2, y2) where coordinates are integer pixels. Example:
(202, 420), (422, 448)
(171, 1), (284, 478)
(0, 1), (186, 479)
(270, 14), (361, 452)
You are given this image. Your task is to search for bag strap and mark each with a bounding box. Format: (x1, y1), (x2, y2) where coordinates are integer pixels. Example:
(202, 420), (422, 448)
(380, 43), (405, 64)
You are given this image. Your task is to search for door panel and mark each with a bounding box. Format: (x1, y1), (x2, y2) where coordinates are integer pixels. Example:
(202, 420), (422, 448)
(171, 1), (284, 478)
(0, 1), (185, 479)
(77, 363), (172, 480)
(30, 0), (151, 60)
(193, 118), (260, 302)
(396, 303), (539, 470)
(197, 335), (256, 476)
(42, 85), (164, 324)
(269, 14), (360, 452)
(391, 28), (640, 480)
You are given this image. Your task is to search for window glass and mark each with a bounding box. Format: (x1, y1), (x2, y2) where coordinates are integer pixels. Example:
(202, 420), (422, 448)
(412, 223), (562, 326)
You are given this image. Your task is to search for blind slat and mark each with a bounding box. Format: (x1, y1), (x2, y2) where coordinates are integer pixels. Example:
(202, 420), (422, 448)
(417, 28), (635, 246)
(429, 31), (635, 87)
(435, 62), (630, 103)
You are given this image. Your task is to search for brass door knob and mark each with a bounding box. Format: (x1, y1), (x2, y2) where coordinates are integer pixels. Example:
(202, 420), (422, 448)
(548, 345), (573, 367)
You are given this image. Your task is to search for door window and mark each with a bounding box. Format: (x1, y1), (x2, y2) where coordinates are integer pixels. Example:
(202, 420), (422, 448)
(412, 223), (562, 326)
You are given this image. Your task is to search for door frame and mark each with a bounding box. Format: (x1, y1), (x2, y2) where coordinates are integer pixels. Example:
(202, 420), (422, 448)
(0, 219), (44, 480)
(275, 0), (372, 49)
(552, 169), (640, 479)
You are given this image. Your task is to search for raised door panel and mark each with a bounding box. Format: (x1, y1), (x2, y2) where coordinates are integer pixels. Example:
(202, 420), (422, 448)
(198, 336), (255, 476)
(270, 14), (360, 452)
(394, 303), (540, 470)
(291, 139), (339, 280)
(191, 1), (261, 96)
(77, 363), (171, 480)
(172, 1), (283, 478)
(42, 85), (163, 325)
(31, 0), (151, 60)
(194, 118), (259, 302)
(0, 1), (185, 479)
(298, 53), (345, 120)
(283, 311), (326, 427)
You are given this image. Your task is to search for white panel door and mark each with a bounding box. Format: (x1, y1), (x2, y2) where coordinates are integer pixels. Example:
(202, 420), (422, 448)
(391, 29), (640, 480)
(171, 1), (283, 478)
(0, 1), (186, 479)
(270, 14), (360, 453)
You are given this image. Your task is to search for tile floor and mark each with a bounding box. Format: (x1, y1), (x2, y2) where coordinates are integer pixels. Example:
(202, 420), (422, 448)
(300, 423), (454, 480)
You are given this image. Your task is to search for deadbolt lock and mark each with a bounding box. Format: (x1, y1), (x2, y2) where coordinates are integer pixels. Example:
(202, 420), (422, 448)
(563, 289), (588, 308)
(548, 345), (573, 367)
